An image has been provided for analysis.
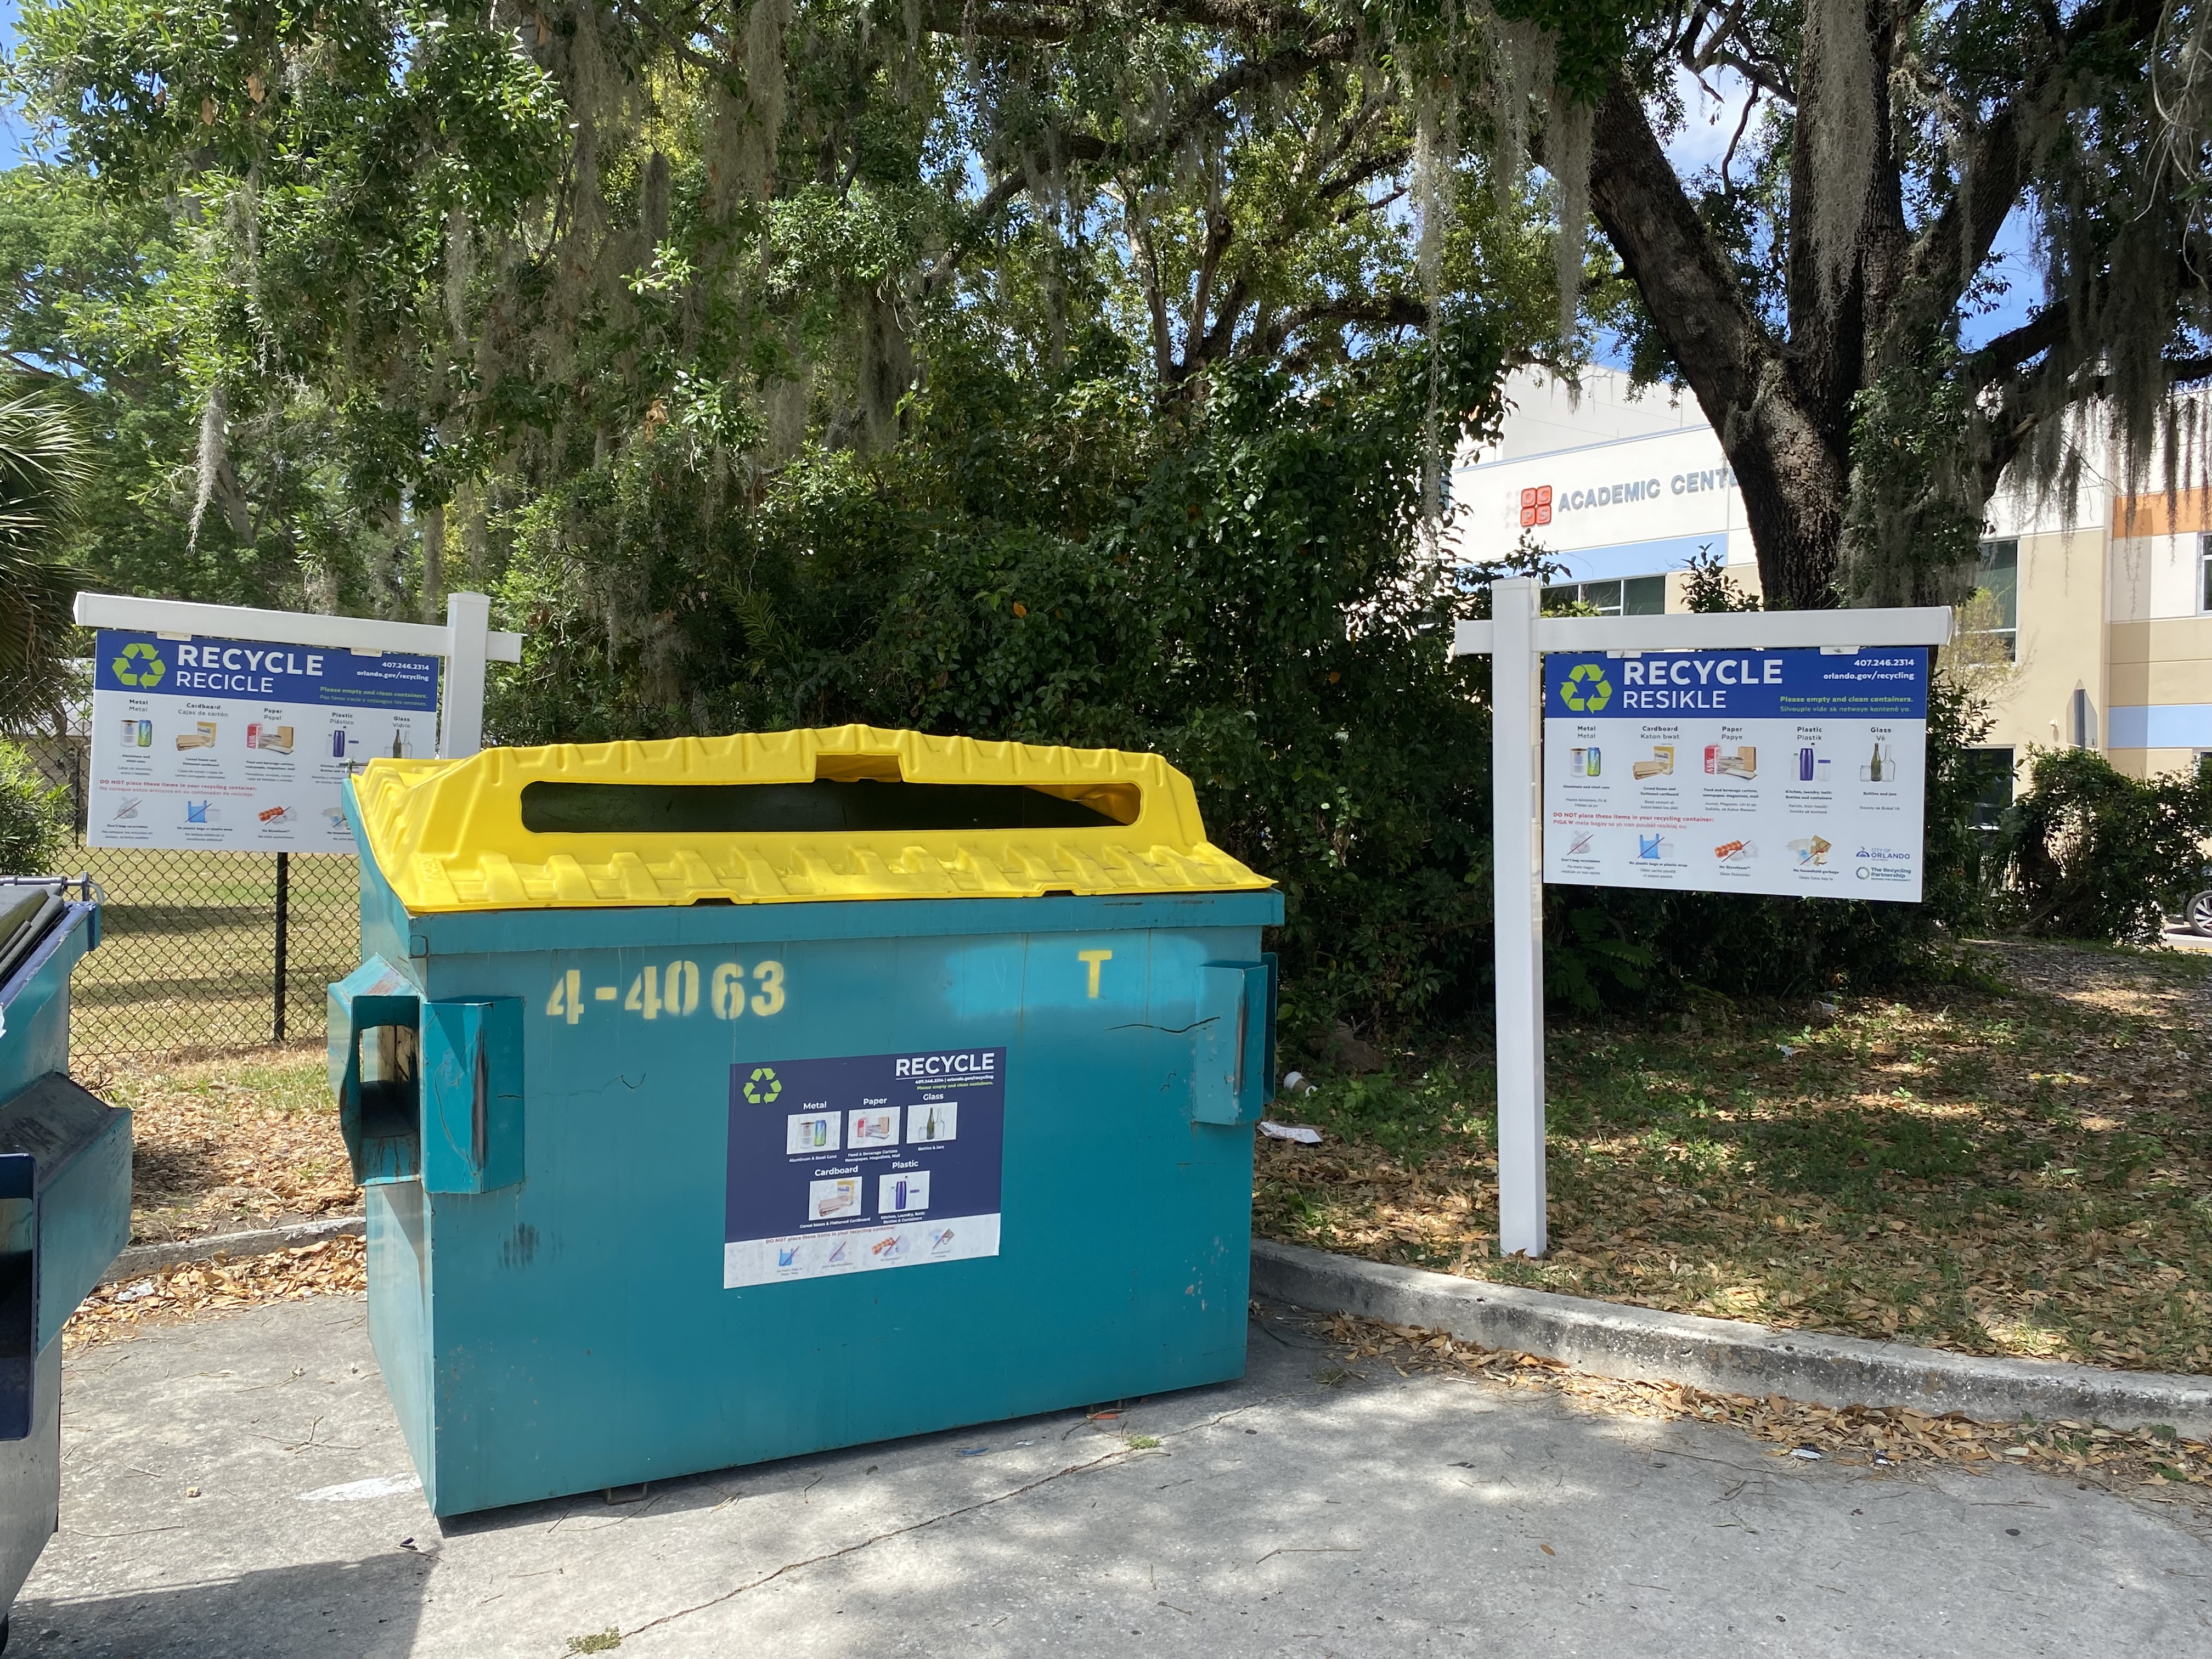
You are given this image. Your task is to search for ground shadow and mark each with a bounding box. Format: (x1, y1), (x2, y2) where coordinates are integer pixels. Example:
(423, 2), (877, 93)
(7, 1552), (431, 1659)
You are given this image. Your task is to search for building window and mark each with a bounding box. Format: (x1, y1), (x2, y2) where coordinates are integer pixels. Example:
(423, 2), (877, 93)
(1542, 575), (1667, 616)
(2200, 533), (2210, 612)
(1972, 538), (2018, 661)
(1963, 748), (2016, 831)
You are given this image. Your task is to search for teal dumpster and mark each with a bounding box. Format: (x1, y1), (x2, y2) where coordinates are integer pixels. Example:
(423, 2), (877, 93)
(2, 878), (132, 1646)
(333, 726), (1280, 1516)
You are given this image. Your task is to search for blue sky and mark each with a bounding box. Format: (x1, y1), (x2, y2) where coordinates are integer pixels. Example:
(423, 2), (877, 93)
(0, 4), (31, 165)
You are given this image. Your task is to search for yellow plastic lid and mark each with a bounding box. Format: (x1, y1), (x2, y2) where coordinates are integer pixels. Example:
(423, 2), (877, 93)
(349, 725), (1273, 912)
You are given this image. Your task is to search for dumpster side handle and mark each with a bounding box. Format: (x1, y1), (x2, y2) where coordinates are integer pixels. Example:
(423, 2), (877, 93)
(422, 998), (524, 1194)
(1189, 960), (1276, 1127)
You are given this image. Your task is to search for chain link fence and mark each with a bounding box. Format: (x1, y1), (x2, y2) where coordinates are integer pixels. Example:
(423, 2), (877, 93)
(7, 729), (359, 1058)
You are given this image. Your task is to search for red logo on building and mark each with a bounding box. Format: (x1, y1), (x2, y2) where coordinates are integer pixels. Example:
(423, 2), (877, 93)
(1520, 485), (1553, 527)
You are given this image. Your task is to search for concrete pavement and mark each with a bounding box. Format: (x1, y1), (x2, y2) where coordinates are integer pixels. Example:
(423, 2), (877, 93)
(12, 1296), (2211, 1658)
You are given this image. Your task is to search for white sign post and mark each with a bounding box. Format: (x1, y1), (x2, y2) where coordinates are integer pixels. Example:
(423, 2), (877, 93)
(1452, 577), (1954, 1258)
(72, 591), (523, 853)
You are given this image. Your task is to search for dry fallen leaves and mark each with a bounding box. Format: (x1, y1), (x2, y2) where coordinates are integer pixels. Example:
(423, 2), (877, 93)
(1311, 1310), (2212, 1506)
(67, 1237), (366, 1349)
(80, 1043), (360, 1248)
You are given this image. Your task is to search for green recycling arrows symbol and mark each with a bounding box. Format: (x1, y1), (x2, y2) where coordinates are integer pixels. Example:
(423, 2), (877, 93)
(743, 1065), (782, 1104)
(111, 640), (166, 688)
(1559, 662), (1612, 713)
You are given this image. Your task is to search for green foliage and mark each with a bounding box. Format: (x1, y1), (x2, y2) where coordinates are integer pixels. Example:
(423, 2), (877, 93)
(0, 376), (89, 719)
(2003, 749), (2212, 943)
(0, 0), (2041, 1029)
(1678, 545), (1760, 613)
(0, 741), (70, 876)
(5, 0), (1570, 624)
(497, 310), (1516, 1033)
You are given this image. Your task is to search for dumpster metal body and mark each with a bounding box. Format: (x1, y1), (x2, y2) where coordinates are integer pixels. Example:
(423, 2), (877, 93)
(1, 879), (131, 1640)
(334, 728), (1281, 1517)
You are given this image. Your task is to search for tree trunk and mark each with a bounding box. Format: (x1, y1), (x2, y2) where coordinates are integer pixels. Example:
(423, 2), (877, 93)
(1584, 76), (1853, 610)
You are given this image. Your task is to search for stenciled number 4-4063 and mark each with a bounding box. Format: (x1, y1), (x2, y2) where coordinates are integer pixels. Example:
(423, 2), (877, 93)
(543, 960), (786, 1023)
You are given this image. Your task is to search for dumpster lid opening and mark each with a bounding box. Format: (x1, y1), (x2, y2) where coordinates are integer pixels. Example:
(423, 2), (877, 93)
(518, 780), (1136, 836)
(348, 725), (1272, 911)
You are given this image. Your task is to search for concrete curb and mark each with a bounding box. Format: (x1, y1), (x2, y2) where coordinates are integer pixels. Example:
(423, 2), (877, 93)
(1252, 1238), (2212, 1438)
(105, 1215), (365, 1282)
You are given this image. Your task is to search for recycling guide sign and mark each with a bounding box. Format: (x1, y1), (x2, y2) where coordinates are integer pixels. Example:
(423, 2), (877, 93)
(1543, 646), (1929, 901)
(88, 629), (441, 850)
(723, 1048), (1006, 1288)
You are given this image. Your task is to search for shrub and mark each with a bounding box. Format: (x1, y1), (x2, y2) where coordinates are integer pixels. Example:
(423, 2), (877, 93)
(2004, 749), (2212, 943)
(0, 738), (69, 875)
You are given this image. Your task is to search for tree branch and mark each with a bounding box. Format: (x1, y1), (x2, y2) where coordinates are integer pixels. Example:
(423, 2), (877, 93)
(1182, 196), (1233, 378)
(1578, 73), (1781, 421)
(1120, 187), (1177, 384)
(1252, 291), (1426, 359)
(614, 0), (724, 72)
(919, 4), (1079, 42)
(1903, 0), (2170, 320)
(921, 29), (1353, 295)
(1962, 296), (2075, 386)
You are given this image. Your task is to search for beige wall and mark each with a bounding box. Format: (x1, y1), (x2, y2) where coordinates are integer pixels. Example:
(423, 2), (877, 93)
(1662, 562), (1764, 611)
(2108, 616), (2212, 700)
(1971, 525), (2109, 768)
(2106, 615), (2212, 779)
(2108, 747), (2206, 781)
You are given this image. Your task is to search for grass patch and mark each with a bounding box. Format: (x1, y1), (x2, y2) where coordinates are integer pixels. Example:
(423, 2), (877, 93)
(1256, 940), (2212, 1374)
(63, 842), (360, 1057)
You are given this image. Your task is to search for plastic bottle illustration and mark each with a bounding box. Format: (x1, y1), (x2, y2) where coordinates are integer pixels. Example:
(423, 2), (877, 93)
(894, 1178), (909, 1210)
(1799, 747), (1815, 781)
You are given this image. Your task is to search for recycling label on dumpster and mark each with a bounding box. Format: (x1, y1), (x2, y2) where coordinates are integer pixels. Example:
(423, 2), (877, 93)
(723, 1048), (1006, 1289)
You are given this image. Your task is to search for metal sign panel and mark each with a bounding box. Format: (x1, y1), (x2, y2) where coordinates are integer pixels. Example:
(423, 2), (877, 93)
(723, 1047), (1006, 1288)
(86, 628), (440, 850)
(1541, 646), (1930, 902)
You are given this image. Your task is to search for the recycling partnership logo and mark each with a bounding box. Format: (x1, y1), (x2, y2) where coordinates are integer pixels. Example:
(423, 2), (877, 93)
(1559, 662), (1612, 713)
(743, 1066), (782, 1104)
(111, 640), (166, 687)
